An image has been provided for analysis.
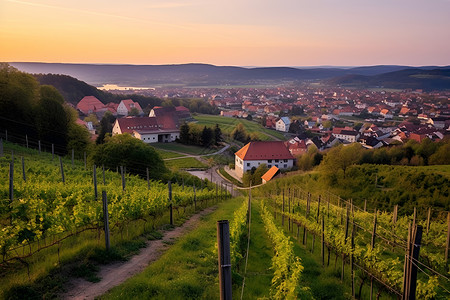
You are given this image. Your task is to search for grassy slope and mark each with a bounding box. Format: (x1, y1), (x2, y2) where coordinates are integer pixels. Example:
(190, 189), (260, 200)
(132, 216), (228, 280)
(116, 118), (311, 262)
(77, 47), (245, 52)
(151, 142), (217, 155)
(256, 164), (450, 216)
(239, 201), (272, 299)
(101, 197), (246, 300)
(165, 157), (208, 170)
(193, 114), (286, 141)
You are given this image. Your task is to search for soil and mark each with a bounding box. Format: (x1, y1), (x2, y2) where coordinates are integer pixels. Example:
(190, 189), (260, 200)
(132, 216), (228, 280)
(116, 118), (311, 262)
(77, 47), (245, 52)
(62, 206), (217, 300)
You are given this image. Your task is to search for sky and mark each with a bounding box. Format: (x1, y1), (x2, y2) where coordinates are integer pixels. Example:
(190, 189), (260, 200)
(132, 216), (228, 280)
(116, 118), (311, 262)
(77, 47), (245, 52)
(1, 0), (449, 66)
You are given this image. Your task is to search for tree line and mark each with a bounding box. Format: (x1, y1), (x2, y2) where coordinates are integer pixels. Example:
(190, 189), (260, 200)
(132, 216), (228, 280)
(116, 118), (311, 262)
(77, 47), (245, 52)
(0, 63), (91, 156)
(179, 123), (222, 147)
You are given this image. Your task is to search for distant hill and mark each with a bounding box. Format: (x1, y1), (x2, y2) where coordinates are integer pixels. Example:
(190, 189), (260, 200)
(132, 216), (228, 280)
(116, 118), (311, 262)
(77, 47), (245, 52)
(34, 73), (110, 105)
(9, 62), (450, 90)
(33, 73), (162, 108)
(326, 68), (450, 91)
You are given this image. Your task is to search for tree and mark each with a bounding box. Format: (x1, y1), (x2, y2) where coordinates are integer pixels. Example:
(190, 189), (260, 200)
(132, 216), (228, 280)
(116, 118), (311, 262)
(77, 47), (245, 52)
(231, 123), (249, 143)
(261, 115), (267, 127)
(214, 123), (222, 145)
(416, 138), (438, 165)
(96, 111), (116, 144)
(129, 107), (140, 116)
(65, 106), (91, 156)
(179, 122), (190, 144)
(201, 126), (213, 147)
(288, 120), (303, 134)
(0, 63), (39, 140)
(84, 113), (99, 127)
(90, 133), (168, 180)
(35, 85), (69, 150)
(320, 143), (362, 178)
(429, 140), (450, 165)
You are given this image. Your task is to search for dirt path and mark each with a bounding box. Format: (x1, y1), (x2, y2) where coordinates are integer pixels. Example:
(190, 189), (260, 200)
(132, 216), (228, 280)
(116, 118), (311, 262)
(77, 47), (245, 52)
(63, 206), (217, 300)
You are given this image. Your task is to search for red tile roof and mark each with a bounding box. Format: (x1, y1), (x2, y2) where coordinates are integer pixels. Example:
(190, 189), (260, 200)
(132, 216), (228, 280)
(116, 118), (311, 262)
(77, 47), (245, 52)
(121, 99), (142, 112)
(235, 141), (294, 161)
(116, 117), (159, 134)
(76, 96), (105, 114)
(261, 166), (279, 182)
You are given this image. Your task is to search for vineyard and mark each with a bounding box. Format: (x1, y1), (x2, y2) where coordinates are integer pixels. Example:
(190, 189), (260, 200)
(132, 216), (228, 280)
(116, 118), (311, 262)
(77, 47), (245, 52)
(0, 140), (230, 298)
(1, 138), (449, 299)
(251, 186), (450, 299)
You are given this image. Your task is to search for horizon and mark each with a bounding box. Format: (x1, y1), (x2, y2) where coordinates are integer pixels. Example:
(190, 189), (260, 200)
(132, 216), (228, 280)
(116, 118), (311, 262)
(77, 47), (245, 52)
(1, 1), (450, 66)
(8, 61), (450, 69)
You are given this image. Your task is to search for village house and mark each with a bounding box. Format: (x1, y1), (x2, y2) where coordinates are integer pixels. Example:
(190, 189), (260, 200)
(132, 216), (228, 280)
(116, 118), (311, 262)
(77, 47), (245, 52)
(116, 99), (143, 116)
(76, 96), (106, 115)
(276, 117), (291, 132)
(234, 141), (295, 178)
(332, 127), (360, 143)
(149, 106), (192, 122)
(112, 115), (179, 143)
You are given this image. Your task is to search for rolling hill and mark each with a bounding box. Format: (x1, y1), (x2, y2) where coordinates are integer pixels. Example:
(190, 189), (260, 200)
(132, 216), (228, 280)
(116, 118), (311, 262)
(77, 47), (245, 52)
(9, 62), (450, 91)
(326, 68), (450, 91)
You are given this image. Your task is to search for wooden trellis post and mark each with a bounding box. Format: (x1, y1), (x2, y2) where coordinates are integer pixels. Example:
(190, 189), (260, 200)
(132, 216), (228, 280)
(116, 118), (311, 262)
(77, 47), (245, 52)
(93, 164), (98, 199)
(102, 191), (110, 251)
(59, 156), (65, 184)
(21, 156), (26, 182)
(169, 181), (173, 225)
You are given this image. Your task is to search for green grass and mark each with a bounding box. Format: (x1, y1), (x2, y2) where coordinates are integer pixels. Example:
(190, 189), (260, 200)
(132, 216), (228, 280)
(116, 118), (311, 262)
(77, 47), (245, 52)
(151, 142), (218, 156)
(165, 157), (208, 170)
(193, 114), (286, 141)
(153, 148), (185, 159)
(101, 197), (247, 300)
(239, 201), (273, 298)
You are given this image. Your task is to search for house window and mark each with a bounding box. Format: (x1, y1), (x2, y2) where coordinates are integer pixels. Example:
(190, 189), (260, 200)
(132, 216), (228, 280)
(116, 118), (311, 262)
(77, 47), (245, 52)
(284, 159), (288, 163)
(275, 159), (279, 163)
(284, 164), (287, 168)
(268, 165), (271, 168)
(268, 159), (272, 163)
(247, 163), (250, 167)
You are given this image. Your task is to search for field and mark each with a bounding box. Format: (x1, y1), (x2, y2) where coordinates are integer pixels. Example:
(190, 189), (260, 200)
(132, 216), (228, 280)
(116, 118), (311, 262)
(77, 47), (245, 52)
(193, 114), (286, 141)
(0, 142), (224, 298)
(151, 142), (218, 156)
(164, 157), (208, 170)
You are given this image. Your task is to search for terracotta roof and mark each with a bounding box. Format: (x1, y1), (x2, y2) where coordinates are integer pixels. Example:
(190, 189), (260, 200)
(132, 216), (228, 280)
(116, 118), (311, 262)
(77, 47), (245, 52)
(121, 99), (142, 112)
(116, 117), (159, 134)
(76, 96), (105, 114)
(235, 141), (294, 161)
(261, 166), (279, 182)
(175, 106), (189, 112)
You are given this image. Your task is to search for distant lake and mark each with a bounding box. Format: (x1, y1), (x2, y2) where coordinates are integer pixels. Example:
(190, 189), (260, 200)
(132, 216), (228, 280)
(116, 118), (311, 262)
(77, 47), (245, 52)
(98, 84), (155, 91)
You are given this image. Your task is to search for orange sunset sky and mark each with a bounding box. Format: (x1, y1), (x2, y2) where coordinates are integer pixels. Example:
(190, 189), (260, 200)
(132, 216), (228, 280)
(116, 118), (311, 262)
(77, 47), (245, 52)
(1, 0), (449, 66)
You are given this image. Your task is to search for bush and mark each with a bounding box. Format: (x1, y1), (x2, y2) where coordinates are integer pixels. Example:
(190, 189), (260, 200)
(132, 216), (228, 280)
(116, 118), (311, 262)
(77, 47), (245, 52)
(90, 133), (168, 180)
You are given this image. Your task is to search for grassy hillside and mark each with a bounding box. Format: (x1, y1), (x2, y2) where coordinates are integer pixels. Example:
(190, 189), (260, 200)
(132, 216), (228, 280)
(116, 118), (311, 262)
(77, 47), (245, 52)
(259, 164), (449, 217)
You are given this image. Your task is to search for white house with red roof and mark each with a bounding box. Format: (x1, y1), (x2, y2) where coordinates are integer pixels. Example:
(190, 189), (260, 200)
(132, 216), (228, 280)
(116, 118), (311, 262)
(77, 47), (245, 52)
(234, 141), (295, 178)
(112, 116), (179, 143)
(117, 99), (143, 116)
(332, 127), (360, 143)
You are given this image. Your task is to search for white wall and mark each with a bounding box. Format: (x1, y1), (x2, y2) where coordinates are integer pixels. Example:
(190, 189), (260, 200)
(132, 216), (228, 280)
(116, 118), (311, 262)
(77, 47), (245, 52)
(117, 102), (128, 116)
(235, 156), (294, 178)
